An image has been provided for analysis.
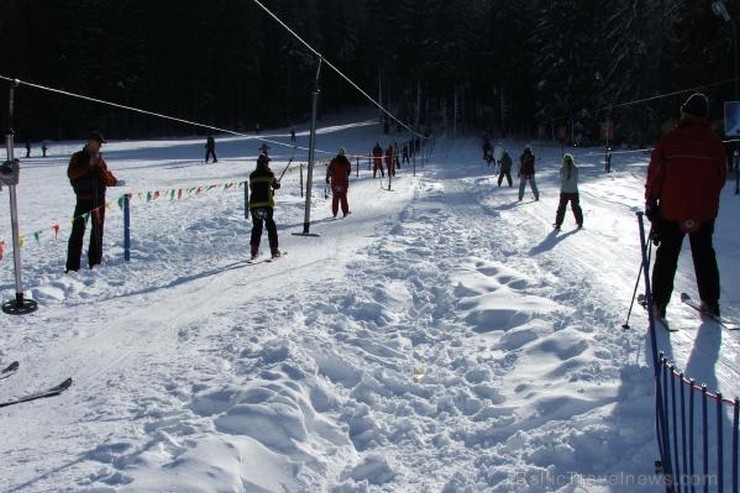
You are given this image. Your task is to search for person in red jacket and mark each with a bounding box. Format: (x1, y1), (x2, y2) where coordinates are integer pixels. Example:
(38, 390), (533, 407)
(65, 132), (120, 272)
(326, 147), (352, 218)
(645, 93), (727, 318)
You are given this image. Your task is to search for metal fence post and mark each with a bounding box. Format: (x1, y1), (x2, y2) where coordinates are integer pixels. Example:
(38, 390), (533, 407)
(123, 194), (131, 262)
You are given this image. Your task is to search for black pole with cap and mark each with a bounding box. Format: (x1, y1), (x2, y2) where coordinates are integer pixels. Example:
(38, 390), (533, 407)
(293, 57), (322, 238)
(1, 80), (38, 315)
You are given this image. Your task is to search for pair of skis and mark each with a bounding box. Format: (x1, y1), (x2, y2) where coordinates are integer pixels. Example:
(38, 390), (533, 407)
(0, 361), (73, 408)
(679, 293), (738, 331)
(637, 293), (738, 331)
(247, 251), (287, 265)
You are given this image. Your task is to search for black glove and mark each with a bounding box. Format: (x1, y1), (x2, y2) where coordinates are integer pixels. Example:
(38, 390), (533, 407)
(645, 200), (659, 222)
(649, 222), (663, 246)
(273, 181), (281, 190)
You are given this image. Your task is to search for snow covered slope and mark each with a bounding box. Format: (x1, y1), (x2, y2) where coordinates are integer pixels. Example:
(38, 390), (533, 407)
(0, 120), (738, 492)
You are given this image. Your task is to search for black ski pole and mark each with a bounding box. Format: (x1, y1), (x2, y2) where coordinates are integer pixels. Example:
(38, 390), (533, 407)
(623, 242), (652, 330)
(277, 146), (297, 182)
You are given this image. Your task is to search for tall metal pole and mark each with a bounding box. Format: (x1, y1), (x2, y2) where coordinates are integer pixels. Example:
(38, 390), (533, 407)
(2, 80), (38, 315)
(733, 20), (740, 195)
(295, 58), (322, 237)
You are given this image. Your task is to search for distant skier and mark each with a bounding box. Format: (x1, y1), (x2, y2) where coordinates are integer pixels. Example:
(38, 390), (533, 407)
(42, 141), (48, 157)
(25, 141), (31, 158)
(517, 147), (539, 201)
(385, 144), (395, 177)
(402, 143), (410, 166)
(372, 142), (384, 178)
(249, 153), (281, 259)
(326, 147), (352, 218)
(205, 135), (217, 163)
(553, 154), (583, 230)
(645, 93), (727, 319)
(393, 142), (401, 169)
(482, 137), (493, 165)
(259, 142), (270, 157)
(498, 151), (513, 187)
(290, 128), (296, 142)
(65, 132), (120, 272)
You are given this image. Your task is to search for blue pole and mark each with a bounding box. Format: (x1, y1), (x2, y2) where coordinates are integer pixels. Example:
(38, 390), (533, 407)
(671, 367), (682, 491)
(680, 373), (688, 491)
(642, 213), (674, 491)
(662, 358), (676, 493)
(690, 380), (696, 493)
(637, 212), (661, 370)
(703, 386), (709, 493)
(718, 392), (724, 493)
(732, 398), (739, 493)
(123, 193), (131, 262)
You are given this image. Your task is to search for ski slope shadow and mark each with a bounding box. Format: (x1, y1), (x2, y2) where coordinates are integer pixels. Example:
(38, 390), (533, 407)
(99, 259), (254, 302)
(4, 456), (87, 493)
(528, 228), (579, 256)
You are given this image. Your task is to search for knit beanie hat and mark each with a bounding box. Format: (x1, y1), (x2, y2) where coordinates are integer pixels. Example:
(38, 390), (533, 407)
(681, 93), (709, 118)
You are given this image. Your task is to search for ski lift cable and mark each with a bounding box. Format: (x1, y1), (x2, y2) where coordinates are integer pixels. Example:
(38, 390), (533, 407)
(249, 0), (426, 140)
(0, 74), (364, 159)
(605, 77), (740, 110)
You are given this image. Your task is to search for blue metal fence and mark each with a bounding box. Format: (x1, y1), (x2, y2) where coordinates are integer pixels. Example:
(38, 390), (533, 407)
(637, 212), (740, 492)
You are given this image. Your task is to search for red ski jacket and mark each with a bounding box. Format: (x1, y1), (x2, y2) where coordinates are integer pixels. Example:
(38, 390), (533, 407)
(645, 115), (727, 228)
(327, 155), (351, 188)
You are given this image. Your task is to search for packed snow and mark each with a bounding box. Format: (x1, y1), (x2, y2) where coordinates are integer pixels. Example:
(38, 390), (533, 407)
(1, 114), (739, 492)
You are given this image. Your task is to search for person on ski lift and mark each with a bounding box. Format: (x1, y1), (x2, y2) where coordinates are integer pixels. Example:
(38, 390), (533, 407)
(645, 93), (726, 319)
(326, 147), (352, 218)
(553, 154), (583, 230)
(517, 146), (539, 201)
(498, 150), (513, 187)
(372, 142), (384, 178)
(249, 152), (281, 259)
(385, 144), (395, 177)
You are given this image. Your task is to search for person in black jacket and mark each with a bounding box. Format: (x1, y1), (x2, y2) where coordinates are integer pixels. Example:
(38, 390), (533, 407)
(65, 132), (119, 272)
(249, 153), (281, 259)
(205, 135), (218, 163)
(372, 142), (384, 178)
(498, 151), (513, 187)
(518, 147), (539, 201)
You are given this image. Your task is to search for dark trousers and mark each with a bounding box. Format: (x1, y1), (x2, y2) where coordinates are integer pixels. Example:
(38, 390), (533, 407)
(498, 170), (512, 187)
(555, 193), (583, 226)
(373, 160), (384, 177)
(205, 149), (218, 163)
(66, 199), (105, 271)
(332, 189), (349, 216)
(250, 207), (278, 250)
(652, 219), (720, 309)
